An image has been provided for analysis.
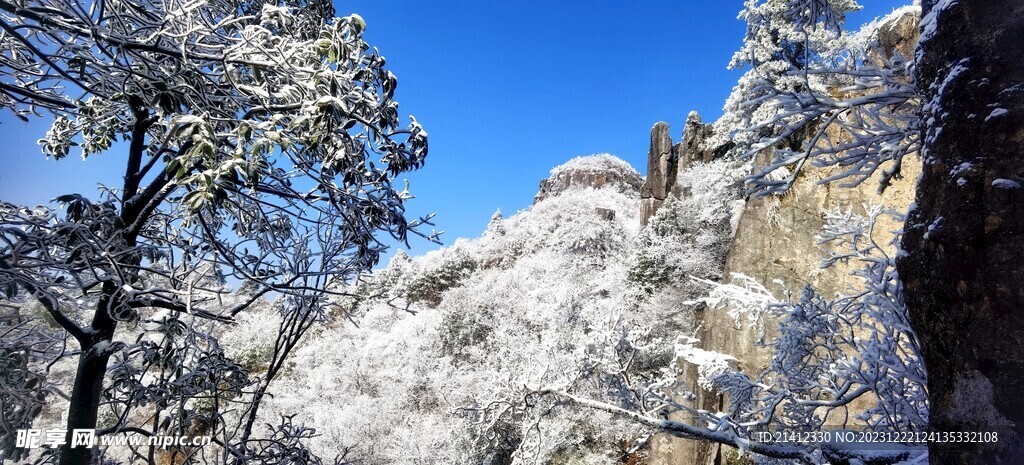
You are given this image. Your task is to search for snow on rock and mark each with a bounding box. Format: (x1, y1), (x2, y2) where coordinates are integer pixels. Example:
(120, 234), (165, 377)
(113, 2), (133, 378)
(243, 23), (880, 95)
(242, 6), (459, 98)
(924, 216), (946, 240)
(950, 161), (973, 177)
(986, 108), (1009, 121)
(992, 178), (1021, 189)
(919, 0), (959, 46)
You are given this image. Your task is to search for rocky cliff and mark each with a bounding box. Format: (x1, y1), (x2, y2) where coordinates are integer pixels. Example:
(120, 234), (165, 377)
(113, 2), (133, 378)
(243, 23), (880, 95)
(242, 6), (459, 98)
(898, 0), (1024, 462)
(643, 9), (922, 463)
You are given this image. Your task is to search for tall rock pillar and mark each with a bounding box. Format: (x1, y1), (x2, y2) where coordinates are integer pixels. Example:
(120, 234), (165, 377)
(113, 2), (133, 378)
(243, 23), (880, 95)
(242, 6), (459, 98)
(640, 122), (677, 225)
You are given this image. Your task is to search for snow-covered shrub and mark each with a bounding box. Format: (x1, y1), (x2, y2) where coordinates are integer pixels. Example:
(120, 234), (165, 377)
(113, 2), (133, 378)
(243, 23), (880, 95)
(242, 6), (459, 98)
(406, 245), (478, 307)
(221, 308), (282, 372)
(437, 301), (495, 364)
(629, 159), (748, 293)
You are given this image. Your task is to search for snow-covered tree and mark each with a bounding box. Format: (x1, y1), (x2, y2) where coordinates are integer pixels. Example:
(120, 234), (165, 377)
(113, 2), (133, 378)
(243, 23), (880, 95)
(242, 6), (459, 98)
(629, 159), (747, 294)
(715, 0), (920, 196)
(0, 0), (434, 463)
(0, 302), (64, 461)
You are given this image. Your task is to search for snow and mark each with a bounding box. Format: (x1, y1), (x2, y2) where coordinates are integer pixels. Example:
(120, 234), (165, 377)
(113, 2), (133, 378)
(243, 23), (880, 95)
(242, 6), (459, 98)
(920, 0), (959, 45)
(675, 336), (736, 390)
(924, 216), (945, 240)
(992, 178), (1021, 189)
(922, 59), (970, 159)
(933, 60), (969, 107)
(986, 108), (1009, 121)
(237, 154), (760, 463)
(547, 152), (641, 178)
(950, 161), (973, 177)
(255, 154), (654, 463)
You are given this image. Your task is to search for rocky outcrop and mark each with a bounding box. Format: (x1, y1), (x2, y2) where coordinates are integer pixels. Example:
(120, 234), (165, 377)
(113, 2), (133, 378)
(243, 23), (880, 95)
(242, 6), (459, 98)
(639, 122), (676, 224)
(595, 207), (616, 221)
(680, 111), (731, 167)
(534, 154), (643, 204)
(640, 113), (730, 225)
(873, 6), (920, 62)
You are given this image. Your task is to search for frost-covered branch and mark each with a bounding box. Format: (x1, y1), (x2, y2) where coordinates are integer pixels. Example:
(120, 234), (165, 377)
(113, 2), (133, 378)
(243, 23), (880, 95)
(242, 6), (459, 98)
(715, 1), (921, 197)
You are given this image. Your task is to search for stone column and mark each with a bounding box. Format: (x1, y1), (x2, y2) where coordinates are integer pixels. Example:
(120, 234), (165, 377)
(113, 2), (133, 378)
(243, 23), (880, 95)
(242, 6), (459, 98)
(640, 122), (676, 225)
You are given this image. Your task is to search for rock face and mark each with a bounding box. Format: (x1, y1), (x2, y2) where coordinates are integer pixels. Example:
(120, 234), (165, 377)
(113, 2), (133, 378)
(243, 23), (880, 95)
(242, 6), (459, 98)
(874, 7), (920, 62)
(645, 145), (922, 464)
(595, 207), (616, 221)
(898, 1), (1024, 463)
(640, 113), (729, 225)
(680, 111), (731, 167)
(670, 158), (920, 465)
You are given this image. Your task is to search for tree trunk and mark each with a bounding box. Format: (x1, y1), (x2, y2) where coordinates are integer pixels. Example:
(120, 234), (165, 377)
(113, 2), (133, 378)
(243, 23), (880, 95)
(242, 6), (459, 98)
(59, 346), (114, 465)
(898, 1), (1024, 464)
(58, 288), (118, 465)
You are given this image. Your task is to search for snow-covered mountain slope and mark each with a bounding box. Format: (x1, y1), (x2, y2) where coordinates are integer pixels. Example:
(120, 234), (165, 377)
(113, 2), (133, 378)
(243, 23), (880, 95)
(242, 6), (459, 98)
(227, 154), (746, 464)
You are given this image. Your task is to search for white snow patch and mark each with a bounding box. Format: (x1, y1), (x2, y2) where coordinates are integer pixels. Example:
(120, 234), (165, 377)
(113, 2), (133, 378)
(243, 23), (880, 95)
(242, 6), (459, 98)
(950, 161), (973, 177)
(764, 166), (792, 182)
(992, 178), (1021, 189)
(547, 153), (640, 178)
(935, 61), (969, 103)
(923, 217), (945, 240)
(985, 108), (1008, 121)
(675, 336), (736, 390)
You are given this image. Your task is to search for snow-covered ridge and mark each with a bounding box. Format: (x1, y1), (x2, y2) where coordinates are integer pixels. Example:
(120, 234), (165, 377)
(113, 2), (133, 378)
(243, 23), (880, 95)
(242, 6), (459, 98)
(254, 154), (646, 463)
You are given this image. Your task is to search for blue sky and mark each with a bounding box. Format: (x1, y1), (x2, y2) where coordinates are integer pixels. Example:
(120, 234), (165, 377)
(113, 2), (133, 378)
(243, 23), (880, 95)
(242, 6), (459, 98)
(0, 1), (908, 259)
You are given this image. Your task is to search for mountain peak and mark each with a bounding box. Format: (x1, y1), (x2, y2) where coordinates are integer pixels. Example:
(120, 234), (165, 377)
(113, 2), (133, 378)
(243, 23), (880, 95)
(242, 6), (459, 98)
(533, 154), (643, 203)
